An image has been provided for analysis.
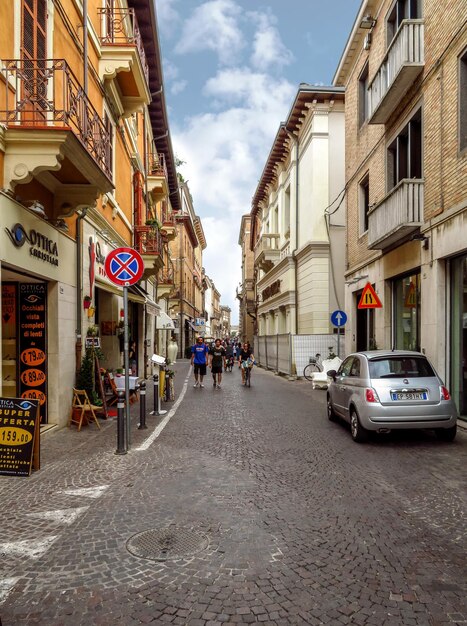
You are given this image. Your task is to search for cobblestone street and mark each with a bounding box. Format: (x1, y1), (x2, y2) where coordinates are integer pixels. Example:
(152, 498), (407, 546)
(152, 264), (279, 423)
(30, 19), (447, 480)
(0, 361), (466, 625)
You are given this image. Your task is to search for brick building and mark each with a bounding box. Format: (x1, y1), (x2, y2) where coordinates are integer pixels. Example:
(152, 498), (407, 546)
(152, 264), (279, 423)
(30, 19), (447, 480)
(334, 0), (467, 418)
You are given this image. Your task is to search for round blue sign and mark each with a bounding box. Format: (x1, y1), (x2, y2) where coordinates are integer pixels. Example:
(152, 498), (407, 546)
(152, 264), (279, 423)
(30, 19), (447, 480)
(330, 310), (347, 327)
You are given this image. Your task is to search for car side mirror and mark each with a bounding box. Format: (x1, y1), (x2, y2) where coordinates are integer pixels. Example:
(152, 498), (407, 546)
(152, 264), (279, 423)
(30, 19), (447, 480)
(327, 369), (337, 381)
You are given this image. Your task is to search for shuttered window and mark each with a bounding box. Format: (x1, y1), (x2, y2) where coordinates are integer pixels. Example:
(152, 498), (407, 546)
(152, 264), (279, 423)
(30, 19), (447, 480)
(21, 0), (47, 117)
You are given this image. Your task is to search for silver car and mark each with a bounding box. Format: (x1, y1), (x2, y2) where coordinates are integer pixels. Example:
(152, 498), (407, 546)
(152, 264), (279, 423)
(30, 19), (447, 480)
(326, 350), (458, 443)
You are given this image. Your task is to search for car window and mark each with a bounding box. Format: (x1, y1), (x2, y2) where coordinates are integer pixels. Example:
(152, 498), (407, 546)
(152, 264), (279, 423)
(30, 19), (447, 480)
(349, 358), (361, 377)
(368, 356), (435, 378)
(338, 357), (354, 378)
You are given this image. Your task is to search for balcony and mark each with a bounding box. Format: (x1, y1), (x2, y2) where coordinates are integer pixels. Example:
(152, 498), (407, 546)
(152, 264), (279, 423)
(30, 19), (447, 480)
(368, 20), (424, 124)
(157, 262), (175, 299)
(254, 233), (280, 272)
(133, 225), (164, 276)
(98, 6), (150, 117)
(368, 179), (424, 250)
(147, 151), (169, 203)
(0, 59), (113, 218)
(160, 201), (177, 240)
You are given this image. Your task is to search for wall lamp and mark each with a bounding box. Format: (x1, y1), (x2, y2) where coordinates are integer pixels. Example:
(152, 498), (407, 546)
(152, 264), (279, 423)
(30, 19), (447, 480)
(360, 14), (376, 29)
(411, 233), (430, 249)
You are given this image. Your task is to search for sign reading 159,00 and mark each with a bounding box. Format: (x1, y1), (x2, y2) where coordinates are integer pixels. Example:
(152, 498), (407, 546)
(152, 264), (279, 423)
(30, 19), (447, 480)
(0, 427), (33, 445)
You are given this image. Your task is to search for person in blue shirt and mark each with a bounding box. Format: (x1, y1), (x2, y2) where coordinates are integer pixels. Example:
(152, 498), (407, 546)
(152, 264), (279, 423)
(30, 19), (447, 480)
(191, 336), (210, 388)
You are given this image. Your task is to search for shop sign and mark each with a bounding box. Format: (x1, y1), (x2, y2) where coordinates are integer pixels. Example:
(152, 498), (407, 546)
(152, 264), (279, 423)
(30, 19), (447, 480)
(5, 223), (59, 267)
(262, 280), (281, 302)
(85, 337), (101, 349)
(19, 284), (47, 423)
(1, 283), (16, 334)
(0, 397), (40, 477)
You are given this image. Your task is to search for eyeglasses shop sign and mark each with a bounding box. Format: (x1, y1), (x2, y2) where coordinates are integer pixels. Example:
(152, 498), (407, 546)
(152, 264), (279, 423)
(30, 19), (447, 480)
(5, 223), (59, 266)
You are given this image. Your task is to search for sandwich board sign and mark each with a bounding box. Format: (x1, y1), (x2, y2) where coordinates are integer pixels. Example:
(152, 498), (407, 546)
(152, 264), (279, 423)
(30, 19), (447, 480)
(0, 397), (40, 476)
(358, 283), (382, 309)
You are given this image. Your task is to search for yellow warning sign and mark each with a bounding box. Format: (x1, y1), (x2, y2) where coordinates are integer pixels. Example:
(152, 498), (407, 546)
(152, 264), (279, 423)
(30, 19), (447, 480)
(358, 283), (383, 309)
(404, 282), (416, 308)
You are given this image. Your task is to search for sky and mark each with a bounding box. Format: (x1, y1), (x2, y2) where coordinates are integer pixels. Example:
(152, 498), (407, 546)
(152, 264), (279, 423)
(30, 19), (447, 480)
(156, 0), (361, 324)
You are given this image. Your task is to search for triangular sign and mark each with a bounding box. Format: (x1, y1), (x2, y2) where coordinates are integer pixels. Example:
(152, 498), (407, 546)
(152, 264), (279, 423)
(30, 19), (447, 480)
(358, 283), (383, 309)
(404, 282), (416, 308)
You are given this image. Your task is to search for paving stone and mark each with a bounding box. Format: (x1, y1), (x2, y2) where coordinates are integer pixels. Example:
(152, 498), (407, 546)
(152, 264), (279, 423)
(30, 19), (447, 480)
(0, 361), (465, 625)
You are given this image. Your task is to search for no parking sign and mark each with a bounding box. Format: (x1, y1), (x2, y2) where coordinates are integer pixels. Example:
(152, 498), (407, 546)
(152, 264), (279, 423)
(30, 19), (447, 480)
(104, 247), (144, 286)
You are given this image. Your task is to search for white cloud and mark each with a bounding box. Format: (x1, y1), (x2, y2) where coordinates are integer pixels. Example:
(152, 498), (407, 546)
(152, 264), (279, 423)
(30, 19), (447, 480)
(172, 69), (295, 319)
(175, 0), (245, 65)
(249, 11), (294, 71)
(171, 79), (187, 95)
(156, 0), (180, 36)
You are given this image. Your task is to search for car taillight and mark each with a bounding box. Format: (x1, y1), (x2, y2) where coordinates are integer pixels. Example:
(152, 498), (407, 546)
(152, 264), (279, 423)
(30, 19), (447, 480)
(365, 388), (379, 403)
(440, 386), (451, 400)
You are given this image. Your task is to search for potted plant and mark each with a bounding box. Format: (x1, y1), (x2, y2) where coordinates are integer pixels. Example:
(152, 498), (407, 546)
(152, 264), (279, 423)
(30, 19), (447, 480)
(83, 295), (92, 309)
(87, 324), (99, 337)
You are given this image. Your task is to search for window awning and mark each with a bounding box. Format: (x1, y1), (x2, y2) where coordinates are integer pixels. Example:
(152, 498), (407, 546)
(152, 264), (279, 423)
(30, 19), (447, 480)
(156, 310), (175, 329)
(146, 297), (161, 316)
(185, 320), (197, 331)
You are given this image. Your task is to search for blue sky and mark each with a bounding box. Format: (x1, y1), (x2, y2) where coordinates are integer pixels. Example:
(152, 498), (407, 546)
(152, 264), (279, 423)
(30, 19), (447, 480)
(156, 0), (361, 324)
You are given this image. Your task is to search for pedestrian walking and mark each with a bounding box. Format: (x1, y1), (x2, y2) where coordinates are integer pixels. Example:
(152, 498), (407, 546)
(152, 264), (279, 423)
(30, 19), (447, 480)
(209, 338), (226, 388)
(191, 336), (209, 388)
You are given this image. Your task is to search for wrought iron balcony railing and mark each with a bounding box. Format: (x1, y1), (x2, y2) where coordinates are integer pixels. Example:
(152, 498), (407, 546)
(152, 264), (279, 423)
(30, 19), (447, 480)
(98, 6), (149, 86)
(149, 151), (168, 178)
(0, 59), (112, 180)
(159, 263), (175, 284)
(134, 225), (163, 256)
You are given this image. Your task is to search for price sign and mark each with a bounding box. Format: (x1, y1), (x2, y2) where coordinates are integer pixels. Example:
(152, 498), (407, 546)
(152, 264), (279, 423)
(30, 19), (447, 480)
(0, 398), (40, 476)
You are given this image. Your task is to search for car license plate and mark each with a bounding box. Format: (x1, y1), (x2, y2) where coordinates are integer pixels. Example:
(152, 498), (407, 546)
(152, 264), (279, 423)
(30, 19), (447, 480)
(391, 391), (427, 401)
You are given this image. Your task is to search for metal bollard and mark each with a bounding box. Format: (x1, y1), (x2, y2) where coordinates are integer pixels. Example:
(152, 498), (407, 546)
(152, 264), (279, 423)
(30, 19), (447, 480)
(138, 381), (147, 429)
(150, 372), (167, 416)
(115, 390), (127, 455)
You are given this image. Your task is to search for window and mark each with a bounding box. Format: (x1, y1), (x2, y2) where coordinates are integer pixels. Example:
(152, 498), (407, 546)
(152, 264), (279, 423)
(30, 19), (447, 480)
(387, 0), (422, 45)
(284, 186), (291, 238)
(349, 358), (361, 377)
(460, 49), (467, 153)
(368, 356), (434, 378)
(387, 109), (422, 190)
(393, 272), (420, 351)
(358, 63), (369, 127)
(359, 174), (370, 234)
(338, 357), (354, 378)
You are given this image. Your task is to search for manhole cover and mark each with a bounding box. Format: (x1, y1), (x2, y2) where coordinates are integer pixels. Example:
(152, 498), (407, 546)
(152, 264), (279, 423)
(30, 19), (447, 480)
(126, 527), (209, 561)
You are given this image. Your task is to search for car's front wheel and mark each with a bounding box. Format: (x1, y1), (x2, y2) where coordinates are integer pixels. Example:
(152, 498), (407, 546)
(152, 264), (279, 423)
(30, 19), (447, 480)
(327, 395), (337, 421)
(435, 425), (457, 442)
(350, 409), (368, 443)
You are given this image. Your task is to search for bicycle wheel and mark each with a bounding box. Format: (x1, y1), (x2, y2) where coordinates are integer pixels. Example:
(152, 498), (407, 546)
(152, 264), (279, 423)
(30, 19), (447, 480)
(303, 363), (320, 381)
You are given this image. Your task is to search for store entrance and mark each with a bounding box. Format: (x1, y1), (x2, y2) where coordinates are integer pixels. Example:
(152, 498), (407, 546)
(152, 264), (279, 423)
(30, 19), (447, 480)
(451, 256), (467, 420)
(1, 273), (48, 423)
(355, 290), (375, 351)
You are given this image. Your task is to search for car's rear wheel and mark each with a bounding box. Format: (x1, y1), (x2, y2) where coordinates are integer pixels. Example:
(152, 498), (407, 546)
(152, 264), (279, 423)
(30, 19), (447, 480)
(350, 409), (368, 443)
(327, 395), (337, 421)
(435, 425), (457, 442)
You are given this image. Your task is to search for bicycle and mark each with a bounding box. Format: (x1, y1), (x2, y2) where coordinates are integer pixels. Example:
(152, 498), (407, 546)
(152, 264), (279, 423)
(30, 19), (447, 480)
(241, 358), (253, 387)
(303, 353), (322, 381)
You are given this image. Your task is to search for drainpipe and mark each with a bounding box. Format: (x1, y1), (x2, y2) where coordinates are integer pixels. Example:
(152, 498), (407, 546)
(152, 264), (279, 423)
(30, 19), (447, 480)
(75, 207), (89, 379)
(83, 0), (88, 95)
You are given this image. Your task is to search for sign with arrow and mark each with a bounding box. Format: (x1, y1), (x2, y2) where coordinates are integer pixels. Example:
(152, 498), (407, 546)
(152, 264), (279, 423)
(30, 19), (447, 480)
(330, 310), (347, 327)
(358, 283), (383, 309)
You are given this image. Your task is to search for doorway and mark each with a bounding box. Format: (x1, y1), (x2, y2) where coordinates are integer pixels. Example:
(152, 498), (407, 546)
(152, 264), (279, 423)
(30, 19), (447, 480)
(355, 290), (375, 351)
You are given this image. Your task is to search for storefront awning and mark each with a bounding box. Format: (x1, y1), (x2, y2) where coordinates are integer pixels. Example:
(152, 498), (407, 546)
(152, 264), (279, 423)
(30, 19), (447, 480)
(186, 320), (197, 332)
(95, 281), (123, 297)
(146, 297), (161, 316)
(156, 310), (175, 329)
(128, 284), (147, 304)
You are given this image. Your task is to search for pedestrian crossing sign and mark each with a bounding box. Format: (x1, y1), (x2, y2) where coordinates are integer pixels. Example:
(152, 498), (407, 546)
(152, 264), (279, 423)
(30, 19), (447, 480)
(358, 282), (383, 309)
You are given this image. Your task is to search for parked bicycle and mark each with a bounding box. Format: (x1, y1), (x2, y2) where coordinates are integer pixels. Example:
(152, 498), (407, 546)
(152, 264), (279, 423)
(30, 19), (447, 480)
(303, 353), (322, 380)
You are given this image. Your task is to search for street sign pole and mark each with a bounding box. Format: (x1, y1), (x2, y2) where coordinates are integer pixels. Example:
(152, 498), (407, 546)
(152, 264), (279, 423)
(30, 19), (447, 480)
(104, 247), (144, 454)
(123, 285), (130, 449)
